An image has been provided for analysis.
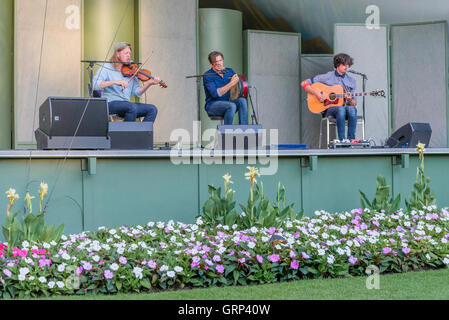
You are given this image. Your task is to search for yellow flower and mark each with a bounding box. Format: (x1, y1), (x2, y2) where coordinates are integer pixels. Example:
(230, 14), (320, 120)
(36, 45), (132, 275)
(5, 188), (19, 203)
(245, 166), (259, 185)
(25, 192), (35, 212)
(223, 173), (233, 185)
(416, 142), (425, 154)
(38, 182), (48, 198)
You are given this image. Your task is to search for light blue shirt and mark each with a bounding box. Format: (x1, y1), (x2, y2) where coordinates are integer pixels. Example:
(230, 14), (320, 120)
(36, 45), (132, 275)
(306, 70), (357, 105)
(92, 63), (142, 102)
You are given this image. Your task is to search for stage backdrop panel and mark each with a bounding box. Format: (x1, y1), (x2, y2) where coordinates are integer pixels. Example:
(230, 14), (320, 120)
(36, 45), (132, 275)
(334, 24), (390, 146)
(391, 21), (448, 148)
(244, 30), (301, 144)
(14, 0), (82, 149)
(300, 54), (334, 149)
(139, 0), (198, 144)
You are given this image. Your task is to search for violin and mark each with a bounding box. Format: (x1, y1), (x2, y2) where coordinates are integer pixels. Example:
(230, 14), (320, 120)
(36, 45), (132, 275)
(121, 63), (167, 88)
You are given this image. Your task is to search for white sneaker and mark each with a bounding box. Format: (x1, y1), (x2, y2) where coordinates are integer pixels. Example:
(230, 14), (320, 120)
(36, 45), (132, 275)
(332, 139), (340, 144)
(342, 139), (350, 143)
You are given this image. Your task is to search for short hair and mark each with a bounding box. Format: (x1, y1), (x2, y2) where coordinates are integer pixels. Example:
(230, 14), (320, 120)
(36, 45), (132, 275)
(333, 53), (353, 68)
(208, 51), (224, 64)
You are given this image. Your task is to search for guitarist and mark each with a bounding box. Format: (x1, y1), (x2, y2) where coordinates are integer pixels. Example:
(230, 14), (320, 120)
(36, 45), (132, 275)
(301, 53), (358, 143)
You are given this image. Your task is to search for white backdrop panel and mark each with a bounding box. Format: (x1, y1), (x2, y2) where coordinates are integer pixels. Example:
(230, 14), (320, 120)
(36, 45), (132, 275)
(245, 31), (300, 144)
(14, 0), (82, 148)
(139, 0), (197, 144)
(334, 24), (390, 146)
(391, 22), (448, 147)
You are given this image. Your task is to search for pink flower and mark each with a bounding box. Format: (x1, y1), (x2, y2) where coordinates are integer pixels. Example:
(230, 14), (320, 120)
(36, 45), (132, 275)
(216, 264), (224, 274)
(3, 269), (12, 277)
(119, 256), (127, 265)
(39, 258), (52, 268)
(212, 255), (221, 262)
(202, 245), (210, 253)
(238, 258), (246, 264)
(402, 247), (411, 254)
(290, 260), (299, 270)
(104, 270), (113, 279)
(348, 256), (358, 265)
(289, 251), (297, 259)
(268, 254), (280, 263)
(268, 227), (276, 235)
(76, 266), (83, 275)
(301, 252), (310, 260)
(382, 247), (392, 254)
(147, 260), (157, 269)
(256, 255), (263, 263)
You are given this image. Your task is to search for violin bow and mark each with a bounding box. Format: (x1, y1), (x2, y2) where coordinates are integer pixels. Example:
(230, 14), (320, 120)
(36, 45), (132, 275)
(126, 51), (153, 83)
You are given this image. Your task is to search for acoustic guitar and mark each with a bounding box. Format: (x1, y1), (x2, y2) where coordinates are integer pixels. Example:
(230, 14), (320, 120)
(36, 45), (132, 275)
(307, 83), (385, 113)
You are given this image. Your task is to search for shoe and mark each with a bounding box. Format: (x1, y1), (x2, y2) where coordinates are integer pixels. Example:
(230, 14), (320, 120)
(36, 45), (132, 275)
(350, 139), (359, 143)
(342, 139), (350, 143)
(332, 139), (340, 144)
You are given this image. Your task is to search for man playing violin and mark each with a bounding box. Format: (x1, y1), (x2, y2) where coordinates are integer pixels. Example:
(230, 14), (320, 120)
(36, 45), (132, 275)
(301, 53), (357, 143)
(92, 42), (162, 122)
(203, 51), (248, 125)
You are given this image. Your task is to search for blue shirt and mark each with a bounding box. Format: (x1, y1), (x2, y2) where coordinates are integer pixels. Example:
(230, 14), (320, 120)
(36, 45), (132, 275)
(306, 71), (357, 105)
(92, 63), (142, 102)
(203, 67), (236, 109)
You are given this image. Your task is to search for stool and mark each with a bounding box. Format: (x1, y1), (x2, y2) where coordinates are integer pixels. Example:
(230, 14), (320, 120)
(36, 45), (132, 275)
(209, 115), (224, 125)
(319, 115), (365, 149)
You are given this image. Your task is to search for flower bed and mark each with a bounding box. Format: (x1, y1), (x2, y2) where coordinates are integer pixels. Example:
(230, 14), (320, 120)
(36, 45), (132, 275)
(1, 206), (449, 298)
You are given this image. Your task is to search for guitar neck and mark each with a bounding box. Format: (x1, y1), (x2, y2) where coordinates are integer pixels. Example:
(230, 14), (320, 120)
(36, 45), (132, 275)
(335, 92), (373, 97)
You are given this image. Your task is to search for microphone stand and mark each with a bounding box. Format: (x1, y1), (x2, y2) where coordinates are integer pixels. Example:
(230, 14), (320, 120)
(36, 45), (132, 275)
(348, 70), (368, 139)
(247, 88), (258, 125)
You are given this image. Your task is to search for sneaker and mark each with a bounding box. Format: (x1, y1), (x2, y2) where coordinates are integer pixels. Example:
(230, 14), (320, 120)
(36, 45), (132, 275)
(342, 139), (350, 143)
(332, 139), (340, 144)
(350, 139), (359, 143)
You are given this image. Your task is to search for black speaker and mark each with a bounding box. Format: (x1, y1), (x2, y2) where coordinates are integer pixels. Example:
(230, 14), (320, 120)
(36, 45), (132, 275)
(36, 97), (110, 149)
(216, 125), (263, 150)
(38, 97), (109, 137)
(108, 122), (154, 150)
(385, 122), (432, 148)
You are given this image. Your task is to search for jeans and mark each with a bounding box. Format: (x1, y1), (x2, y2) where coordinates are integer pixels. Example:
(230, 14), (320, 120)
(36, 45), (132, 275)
(206, 98), (248, 125)
(325, 106), (357, 140)
(108, 101), (158, 122)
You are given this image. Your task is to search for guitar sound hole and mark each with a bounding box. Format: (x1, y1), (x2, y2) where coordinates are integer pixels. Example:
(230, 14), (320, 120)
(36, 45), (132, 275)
(328, 93), (336, 101)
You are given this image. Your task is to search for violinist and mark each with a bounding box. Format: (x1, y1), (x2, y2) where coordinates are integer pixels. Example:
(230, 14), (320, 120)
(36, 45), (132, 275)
(92, 42), (161, 122)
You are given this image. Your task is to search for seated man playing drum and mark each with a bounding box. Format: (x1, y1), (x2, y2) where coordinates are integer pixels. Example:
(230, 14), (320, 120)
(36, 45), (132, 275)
(203, 51), (248, 125)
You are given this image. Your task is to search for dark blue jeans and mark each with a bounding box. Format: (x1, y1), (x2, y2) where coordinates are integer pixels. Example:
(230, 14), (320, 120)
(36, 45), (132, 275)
(325, 106), (357, 140)
(108, 101), (158, 122)
(206, 98), (248, 125)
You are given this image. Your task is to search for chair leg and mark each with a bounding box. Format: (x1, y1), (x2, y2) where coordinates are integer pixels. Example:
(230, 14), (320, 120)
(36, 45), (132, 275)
(362, 120), (365, 140)
(319, 120), (322, 149)
(326, 119), (330, 149)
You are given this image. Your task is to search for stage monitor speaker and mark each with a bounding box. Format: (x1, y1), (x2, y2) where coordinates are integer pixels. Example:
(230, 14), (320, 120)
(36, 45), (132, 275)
(36, 97), (110, 149)
(385, 122), (432, 148)
(108, 122), (154, 150)
(216, 125), (263, 151)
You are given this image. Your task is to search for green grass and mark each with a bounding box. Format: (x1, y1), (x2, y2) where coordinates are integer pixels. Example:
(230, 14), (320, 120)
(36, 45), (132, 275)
(32, 268), (449, 300)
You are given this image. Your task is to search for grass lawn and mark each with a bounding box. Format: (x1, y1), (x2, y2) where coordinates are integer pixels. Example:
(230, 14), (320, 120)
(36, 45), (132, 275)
(35, 268), (449, 300)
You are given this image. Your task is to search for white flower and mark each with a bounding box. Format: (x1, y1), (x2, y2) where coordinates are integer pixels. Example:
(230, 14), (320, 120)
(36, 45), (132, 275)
(48, 281), (55, 289)
(147, 221), (155, 227)
(29, 276), (35, 281)
(174, 266), (183, 273)
(110, 263), (119, 271)
(56, 281), (64, 289)
(19, 267), (30, 275)
(57, 263), (67, 272)
(250, 227), (258, 234)
(248, 242), (256, 249)
(21, 240), (30, 248)
(133, 267), (143, 279)
(160, 265), (169, 272)
(442, 238), (448, 244)
(38, 277), (47, 283)
(336, 247), (346, 255)
(62, 253), (71, 260)
(435, 227), (442, 233)
(43, 242), (50, 249)
(318, 249), (325, 256)
(18, 274), (26, 281)
(443, 257), (449, 265)
(232, 224), (238, 230)
(327, 255), (335, 264)
(92, 255), (100, 262)
(167, 271), (176, 278)
(109, 229), (117, 235)
(196, 217), (203, 226)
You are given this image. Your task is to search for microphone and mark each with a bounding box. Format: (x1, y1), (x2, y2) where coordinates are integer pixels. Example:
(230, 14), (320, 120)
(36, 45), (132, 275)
(347, 69), (367, 79)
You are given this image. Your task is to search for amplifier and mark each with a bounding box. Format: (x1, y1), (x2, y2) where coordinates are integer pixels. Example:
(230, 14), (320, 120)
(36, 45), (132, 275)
(216, 125), (263, 150)
(108, 122), (154, 150)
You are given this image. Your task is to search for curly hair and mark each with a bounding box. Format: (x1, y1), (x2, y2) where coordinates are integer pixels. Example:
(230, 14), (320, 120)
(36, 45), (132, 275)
(333, 53), (353, 68)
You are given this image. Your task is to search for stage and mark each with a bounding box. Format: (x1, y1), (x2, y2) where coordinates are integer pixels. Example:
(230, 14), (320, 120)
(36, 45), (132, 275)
(1, 147), (448, 237)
